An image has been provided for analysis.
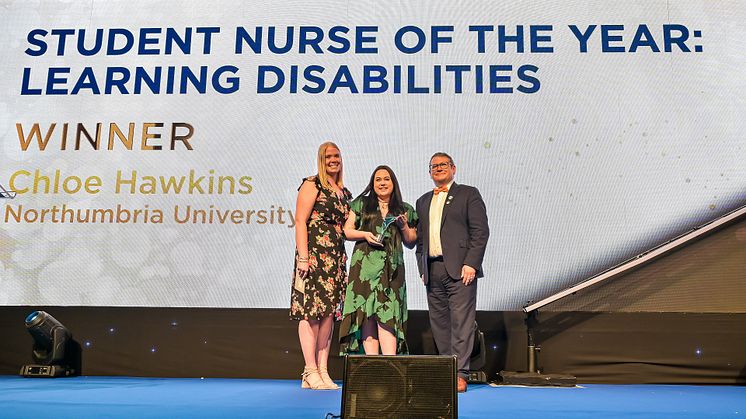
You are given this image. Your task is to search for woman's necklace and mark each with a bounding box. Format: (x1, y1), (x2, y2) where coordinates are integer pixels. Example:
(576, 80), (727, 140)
(378, 199), (389, 216)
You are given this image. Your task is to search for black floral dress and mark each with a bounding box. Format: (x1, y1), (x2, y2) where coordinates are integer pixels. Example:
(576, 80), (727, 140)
(339, 197), (418, 354)
(290, 176), (351, 321)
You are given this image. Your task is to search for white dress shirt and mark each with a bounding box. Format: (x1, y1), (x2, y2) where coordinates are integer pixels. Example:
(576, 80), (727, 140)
(428, 181), (454, 257)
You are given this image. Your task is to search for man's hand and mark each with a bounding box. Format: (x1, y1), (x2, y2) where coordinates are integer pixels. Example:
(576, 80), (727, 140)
(461, 265), (476, 286)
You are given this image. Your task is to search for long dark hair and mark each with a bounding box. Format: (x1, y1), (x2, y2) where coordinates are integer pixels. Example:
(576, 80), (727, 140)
(356, 165), (405, 232)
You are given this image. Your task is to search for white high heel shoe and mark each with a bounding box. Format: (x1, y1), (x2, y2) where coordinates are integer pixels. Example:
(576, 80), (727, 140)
(318, 367), (340, 390)
(301, 367), (333, 390)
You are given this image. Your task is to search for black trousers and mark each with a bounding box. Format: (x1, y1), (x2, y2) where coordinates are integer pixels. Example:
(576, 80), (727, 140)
(426, 258), (477, 378)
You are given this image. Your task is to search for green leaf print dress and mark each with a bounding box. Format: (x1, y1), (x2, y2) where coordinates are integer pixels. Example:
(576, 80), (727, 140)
(339, 197), (418, 354)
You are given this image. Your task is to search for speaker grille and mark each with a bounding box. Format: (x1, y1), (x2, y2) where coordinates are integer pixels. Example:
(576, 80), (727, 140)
(342, 355), (457, 419)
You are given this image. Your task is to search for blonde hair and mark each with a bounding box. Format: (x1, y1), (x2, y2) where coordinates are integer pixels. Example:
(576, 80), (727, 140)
(316, 141), (344, 190)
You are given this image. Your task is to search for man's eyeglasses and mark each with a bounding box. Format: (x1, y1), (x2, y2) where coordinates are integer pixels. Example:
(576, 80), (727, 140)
(429, 162), (452, 171)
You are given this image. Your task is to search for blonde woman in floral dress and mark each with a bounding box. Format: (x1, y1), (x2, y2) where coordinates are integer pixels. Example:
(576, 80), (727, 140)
(291, 142), (351, 390)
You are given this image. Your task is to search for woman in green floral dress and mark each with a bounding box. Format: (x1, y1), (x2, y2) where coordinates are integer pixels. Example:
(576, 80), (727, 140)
(340, 165), (417, 355)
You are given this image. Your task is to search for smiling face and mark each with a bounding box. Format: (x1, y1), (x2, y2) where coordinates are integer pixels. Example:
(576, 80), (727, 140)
(373, 168), (394, 200)
(429, 155), (456, 186)
(323, 146), (342, 177)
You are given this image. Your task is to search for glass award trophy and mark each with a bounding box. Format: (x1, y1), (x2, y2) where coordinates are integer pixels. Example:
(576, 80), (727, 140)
(375, 215), (398, 245)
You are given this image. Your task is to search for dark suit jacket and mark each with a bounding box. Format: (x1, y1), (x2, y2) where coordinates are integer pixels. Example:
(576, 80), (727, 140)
(415, 182), (489, 284)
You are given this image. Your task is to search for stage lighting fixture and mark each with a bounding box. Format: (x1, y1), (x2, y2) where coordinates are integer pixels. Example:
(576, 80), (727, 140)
(20, 311), (75, 377)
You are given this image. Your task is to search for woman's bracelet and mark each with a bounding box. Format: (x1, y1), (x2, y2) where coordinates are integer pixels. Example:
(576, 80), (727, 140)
(298, 256), (309, 263)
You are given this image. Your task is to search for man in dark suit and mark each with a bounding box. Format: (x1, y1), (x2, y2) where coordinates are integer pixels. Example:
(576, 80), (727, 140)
(416, 152), (489, 393)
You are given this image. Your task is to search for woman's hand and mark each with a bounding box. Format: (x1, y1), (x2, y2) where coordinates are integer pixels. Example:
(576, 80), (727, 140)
(296, 260), (309, 279)
(395, 214), (408, 229)
(398, 213), (417, 249)
(363, 231), (383, 247)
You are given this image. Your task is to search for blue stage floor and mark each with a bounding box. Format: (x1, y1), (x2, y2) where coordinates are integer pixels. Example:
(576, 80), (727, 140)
(0, 376), (744, 418)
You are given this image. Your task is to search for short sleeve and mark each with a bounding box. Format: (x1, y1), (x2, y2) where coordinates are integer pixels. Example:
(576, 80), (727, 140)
(297, 176), (320, 191)
(404, 202), (419, 227)
(349, 197), (365, 230)
(350, 197), (364, 217)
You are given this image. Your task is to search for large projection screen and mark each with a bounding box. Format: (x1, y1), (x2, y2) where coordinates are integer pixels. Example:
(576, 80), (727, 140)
(1, 0), (744, 310)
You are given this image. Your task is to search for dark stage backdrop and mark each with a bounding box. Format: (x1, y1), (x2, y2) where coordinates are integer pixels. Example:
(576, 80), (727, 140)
(1, 307), (745, 384)
(529, 213), (746, 383)
(2, 208), (745, 384)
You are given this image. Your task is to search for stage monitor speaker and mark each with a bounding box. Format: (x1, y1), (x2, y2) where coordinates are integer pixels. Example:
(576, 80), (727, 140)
(342, 355), (457, 419)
